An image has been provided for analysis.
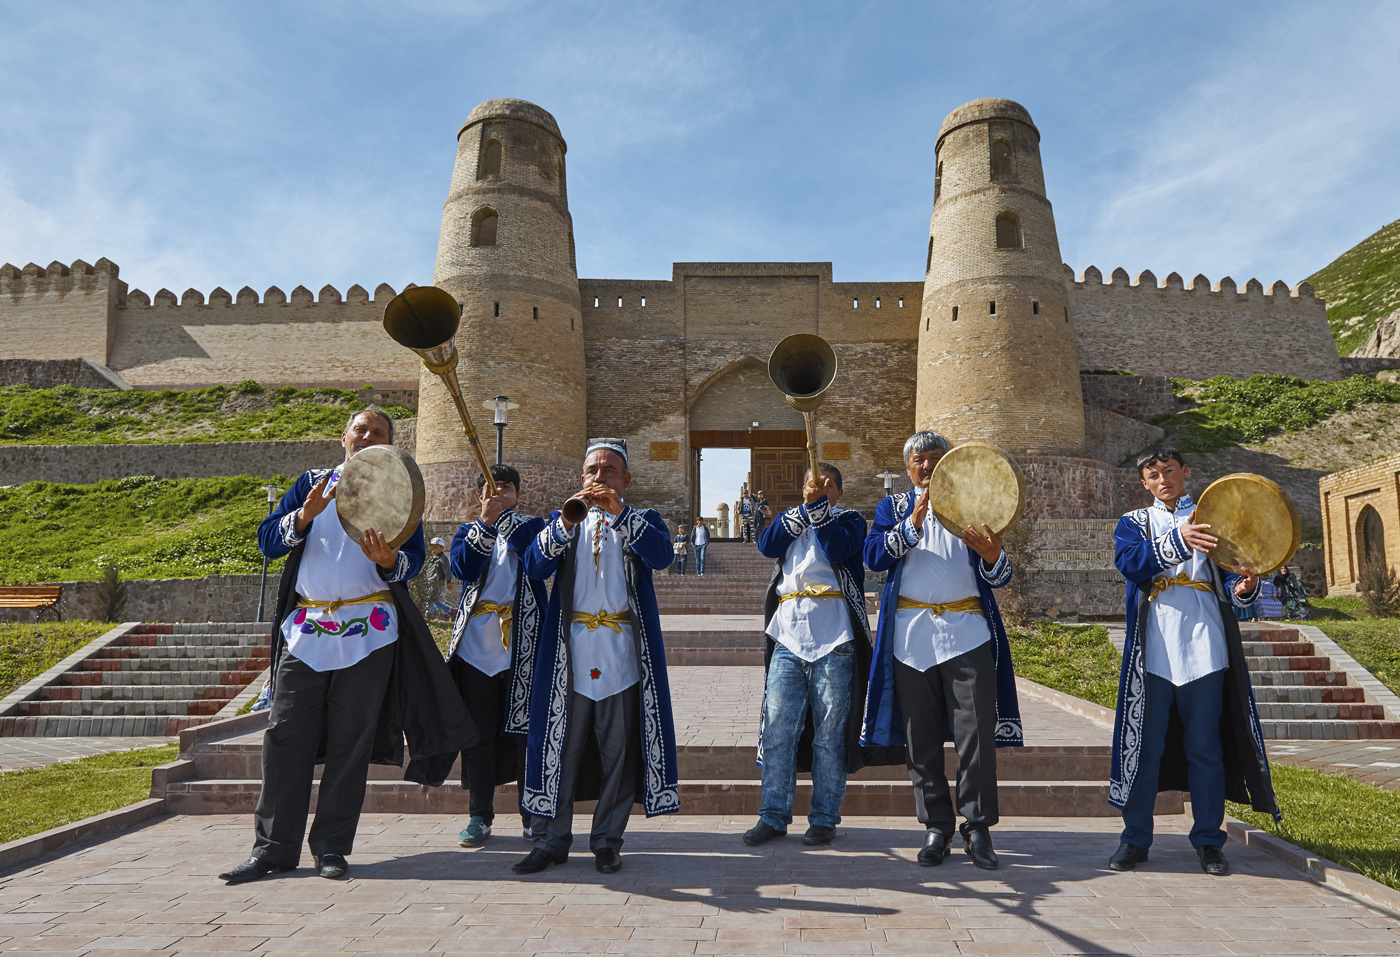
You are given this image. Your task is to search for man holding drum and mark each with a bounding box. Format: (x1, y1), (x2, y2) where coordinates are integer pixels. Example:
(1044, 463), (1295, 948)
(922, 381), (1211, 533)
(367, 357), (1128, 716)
(1108, 446), (1279, 877)
(220, 407), (474, 885)
(514, 438), (680, 875)
(861, 431), (1022, 870)
(446, 464), (548, 849)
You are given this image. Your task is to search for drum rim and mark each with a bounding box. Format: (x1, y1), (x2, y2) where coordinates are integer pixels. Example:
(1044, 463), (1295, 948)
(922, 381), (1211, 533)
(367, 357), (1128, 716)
(926, 440), (1027, 539)
(1195, 472), (1301, 576)
(334, 444), (426, 551)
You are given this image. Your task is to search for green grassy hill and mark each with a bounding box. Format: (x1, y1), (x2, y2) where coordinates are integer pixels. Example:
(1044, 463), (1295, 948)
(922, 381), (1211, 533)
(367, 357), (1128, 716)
(1308, 217), (1400, 356)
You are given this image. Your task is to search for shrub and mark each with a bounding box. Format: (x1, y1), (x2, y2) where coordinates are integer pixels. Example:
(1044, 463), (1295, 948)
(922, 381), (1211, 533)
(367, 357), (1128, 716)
(1358, 560), (1400, 619)
(94, 565), (127, 622)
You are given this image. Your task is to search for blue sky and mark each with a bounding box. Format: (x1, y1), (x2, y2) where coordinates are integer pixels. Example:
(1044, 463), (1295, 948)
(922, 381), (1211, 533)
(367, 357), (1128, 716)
(2, 0), (1397, 301)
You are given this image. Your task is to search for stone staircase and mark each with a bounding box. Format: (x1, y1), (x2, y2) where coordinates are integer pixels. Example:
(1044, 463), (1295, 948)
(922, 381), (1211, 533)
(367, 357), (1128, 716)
(1242, 623), (1400, 739)
(653, 542), (772, 614)
(0, 623), (269, 737)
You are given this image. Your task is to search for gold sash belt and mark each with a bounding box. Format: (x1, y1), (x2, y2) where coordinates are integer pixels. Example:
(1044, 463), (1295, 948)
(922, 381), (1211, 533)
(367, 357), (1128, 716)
(572, 610), (632, 632)
(470, 600), (513, 650)
(1148, 574), (1214, 602)
(778, 584), (843, 603)
(296, 590), (393, 615)
(895, 595), (984, 617)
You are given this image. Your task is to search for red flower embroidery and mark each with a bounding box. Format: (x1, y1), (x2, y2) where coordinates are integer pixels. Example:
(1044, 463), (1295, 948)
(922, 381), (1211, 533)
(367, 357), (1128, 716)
(590, 668), (601, 680)
(370, 607), (391, 631)
(293, 608), (307, 625)
(321, 620), (340, 633)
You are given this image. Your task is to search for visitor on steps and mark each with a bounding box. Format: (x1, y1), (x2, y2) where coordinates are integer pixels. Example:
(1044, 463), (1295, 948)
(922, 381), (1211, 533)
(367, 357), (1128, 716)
(860, 430), (1022, 871)
(424, 537), (454, 619)
(745, 463), (896, 849)
(738, 484), (757, 543)
(691, 521), (709, 575)
(219, 407), (476, 886)
(753, 489), (771, 537)
(514, 438), (680, 876)
(445, 464), (547, 849)
(1108, 445), (1279, 877)
(671, 524), (689, 575)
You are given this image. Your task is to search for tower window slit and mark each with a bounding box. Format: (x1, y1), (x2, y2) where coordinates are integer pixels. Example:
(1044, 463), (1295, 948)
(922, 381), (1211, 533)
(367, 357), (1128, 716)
(925, 316), (929, 331)
(899, 298), (904, 308)
(641, 297), (647, 307)
(1064, 306), (1069, 323)
(532, 306), (539, 321)
(875, 298), (881, 308)
(494, 302), (500, 317)
(571, 317), (575, 331)
(952, 306), (958, 322)
(593, 297), (599, 308)
(617, 297), (623, 307)
(988, 301), (996, 316)
(1032, 300), (1040, 315)
(853, 299), (859, 309)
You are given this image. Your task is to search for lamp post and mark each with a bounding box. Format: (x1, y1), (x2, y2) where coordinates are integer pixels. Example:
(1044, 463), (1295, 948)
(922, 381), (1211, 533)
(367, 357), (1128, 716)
(256, 483), (281, 622)
(481, 395), (519, 465)
(876, 470), (900, 498)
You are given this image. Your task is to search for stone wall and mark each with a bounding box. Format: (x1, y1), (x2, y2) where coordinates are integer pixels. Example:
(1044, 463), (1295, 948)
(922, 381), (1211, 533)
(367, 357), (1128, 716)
(1018, 569), (1126, 619)
(0, 574), (281, 625)
(0, 259), (123, 365)
(1083, 408), (1165, 468)
(1319, 452), (1400, 595)
(1340, 356), (1400, 376)
(1078, 374), (1175, 420)
(0, 358), (131, 390)
(1017, 456), (1116, 519)
(1068, 267), (1342, 381)
(0, 440), (342, 486)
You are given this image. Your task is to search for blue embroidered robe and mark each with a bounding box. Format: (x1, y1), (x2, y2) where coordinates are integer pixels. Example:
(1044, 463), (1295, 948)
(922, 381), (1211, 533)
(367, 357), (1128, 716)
(1110, 503), (1280, 819)
(758, 498), (904, 771)
(520, 505), (680, 819)
(859, 489), (1023, 750)
(258, 468), (478, 783)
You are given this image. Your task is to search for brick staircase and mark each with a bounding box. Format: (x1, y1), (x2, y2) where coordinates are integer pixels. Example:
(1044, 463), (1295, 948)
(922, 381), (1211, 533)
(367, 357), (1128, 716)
(653, 542), (773, 614)
(0, 623), (269, 737)
(1242, 623), (1400, 740)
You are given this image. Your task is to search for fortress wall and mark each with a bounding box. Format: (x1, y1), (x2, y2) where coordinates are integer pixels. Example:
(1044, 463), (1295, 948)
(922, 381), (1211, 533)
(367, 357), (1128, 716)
(0, 358), (130, 389)
(108, 282), (419, 389)
(0, 439), (343, 486)
(1083, 408), (1165, 468)
(0, 260), (123, 365)
(1078, 373), (1176, 420)
(1068, 267), (1342, 380)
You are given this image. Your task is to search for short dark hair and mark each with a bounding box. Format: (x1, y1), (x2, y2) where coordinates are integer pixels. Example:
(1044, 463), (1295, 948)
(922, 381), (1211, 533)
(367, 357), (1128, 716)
(476, 463), (522, 491)
(807, 461), (843, 490)
(1136, 445), (1186, 476)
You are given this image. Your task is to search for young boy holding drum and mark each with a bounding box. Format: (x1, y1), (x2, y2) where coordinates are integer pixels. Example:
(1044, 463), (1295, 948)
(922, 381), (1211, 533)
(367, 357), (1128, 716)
(1108, 446), (1279, 877)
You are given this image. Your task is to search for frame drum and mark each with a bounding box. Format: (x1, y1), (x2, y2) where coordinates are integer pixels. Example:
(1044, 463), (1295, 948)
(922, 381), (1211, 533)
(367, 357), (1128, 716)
(926, 441), (1027, 539)
(1193, 473), (1301, 575)
(335, 445), (426, 551)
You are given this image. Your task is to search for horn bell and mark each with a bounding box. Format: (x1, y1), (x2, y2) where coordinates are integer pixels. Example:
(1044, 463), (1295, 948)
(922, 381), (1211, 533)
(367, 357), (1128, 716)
(383, 286), (463, 375)
(768, 333), (837, 414)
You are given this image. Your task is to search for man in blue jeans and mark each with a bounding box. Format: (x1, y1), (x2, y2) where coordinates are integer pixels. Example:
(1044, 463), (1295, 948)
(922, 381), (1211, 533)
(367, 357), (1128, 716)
(691, 521), (709, 576)
(744, 463), (889, 847)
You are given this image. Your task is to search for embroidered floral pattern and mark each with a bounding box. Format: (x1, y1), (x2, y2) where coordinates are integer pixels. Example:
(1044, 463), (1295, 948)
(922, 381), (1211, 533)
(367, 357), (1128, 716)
(590, 668), (601, 680)
(295, 606), (391, 638)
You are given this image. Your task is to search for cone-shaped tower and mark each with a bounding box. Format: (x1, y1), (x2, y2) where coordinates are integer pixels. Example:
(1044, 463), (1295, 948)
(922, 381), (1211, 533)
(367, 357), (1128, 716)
(420, 98), (587, 518)
(916, 98), (1085, 456)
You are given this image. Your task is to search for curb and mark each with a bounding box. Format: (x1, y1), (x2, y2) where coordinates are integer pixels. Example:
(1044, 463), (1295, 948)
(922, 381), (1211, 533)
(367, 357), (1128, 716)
(213, 667), (269, 721)
(1292, 623), (1400, 723)
(1225, 817), (1400, 920)
(1015, 676), (1116, 729)
(0, 798), (167, 875)
(177, 708), (268, 759)
(0, 622), (142, 719)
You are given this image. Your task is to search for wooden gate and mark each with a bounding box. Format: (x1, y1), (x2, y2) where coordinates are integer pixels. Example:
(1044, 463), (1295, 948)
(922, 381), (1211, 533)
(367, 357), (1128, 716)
(752, 448), (808, 515)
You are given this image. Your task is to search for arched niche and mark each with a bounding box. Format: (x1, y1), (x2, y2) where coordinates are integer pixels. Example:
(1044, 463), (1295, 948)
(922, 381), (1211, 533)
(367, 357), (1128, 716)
(1358, 504), (1387, 569)
(688, 357), (804, 431)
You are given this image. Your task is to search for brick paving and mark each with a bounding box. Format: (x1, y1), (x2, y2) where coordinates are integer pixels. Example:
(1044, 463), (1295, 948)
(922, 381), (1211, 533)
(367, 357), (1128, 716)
(0, 736), (175, 772)
(1267, 741), (1400, 790)
(1, 812), (1397, 955)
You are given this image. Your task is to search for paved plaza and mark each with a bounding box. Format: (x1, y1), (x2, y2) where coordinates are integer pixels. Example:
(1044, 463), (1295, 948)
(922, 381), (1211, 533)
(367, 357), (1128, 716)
(0, 736), (174, 772)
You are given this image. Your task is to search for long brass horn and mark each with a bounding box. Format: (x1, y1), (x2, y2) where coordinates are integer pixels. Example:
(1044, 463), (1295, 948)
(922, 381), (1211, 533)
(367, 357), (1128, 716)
(768, 333), (838, 493)
(383, 286), (498, 497)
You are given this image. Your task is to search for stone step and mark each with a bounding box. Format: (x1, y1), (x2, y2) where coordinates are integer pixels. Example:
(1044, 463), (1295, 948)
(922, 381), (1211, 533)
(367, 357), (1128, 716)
(39, 685), (238, 702)
(138, 634), (269, 648)
(1250, 670), (1349, 687)
(146, 622), (269, 635)
(95, 645), (270, 661)
(58, 669), (264, 687)
(1240, 641), (1315, 657)
(1251, 685), (1366, 703)
(0, 714), (206, 736)
(16, 699), (225, 717)
(1239, 625), (1303, 642)
(1256, 701), (1386, 721)
(1259, 719), (1400, 740)
(80, 657), (266, 673)
(1244, 655), (1332, 672)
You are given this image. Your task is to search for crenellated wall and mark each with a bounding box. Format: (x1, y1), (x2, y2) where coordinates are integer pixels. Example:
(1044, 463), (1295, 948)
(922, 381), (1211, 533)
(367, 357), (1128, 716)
(1067, 266), (1342, 381)
(0, 259), (124, 365)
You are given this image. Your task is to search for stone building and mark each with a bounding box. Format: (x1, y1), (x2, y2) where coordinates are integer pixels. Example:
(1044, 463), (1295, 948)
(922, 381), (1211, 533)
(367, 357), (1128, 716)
(0, 97), (1344, 529)
(1320, 453), (1400, 595)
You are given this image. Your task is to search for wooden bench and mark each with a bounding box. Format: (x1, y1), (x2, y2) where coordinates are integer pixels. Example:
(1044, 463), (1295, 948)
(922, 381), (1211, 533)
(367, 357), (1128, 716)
(0, 586), (63, 622)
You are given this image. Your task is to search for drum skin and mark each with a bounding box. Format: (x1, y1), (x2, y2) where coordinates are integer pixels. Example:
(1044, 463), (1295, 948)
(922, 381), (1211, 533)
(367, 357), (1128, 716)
(335, 445), (426, 550)
(1194, 473), (1301, 576)
(926, 441), (1027, 539)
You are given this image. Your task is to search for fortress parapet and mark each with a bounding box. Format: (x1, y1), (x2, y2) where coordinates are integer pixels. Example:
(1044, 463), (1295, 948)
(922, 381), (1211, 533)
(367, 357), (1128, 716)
(0, 259), (125, 365)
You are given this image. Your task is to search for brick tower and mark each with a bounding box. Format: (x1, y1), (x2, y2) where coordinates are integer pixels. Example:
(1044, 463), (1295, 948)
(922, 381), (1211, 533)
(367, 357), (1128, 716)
(916, 98), (1085, 457)
(420, 98), (587, 519)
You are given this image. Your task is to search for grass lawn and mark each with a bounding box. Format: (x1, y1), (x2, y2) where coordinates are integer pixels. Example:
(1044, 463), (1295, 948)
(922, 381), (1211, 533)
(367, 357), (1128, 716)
(0, 621), (116, 698)
(1007, 622), (1120, 709)
(1289, 596), (1400, 699)
(0, 744), (177, 844)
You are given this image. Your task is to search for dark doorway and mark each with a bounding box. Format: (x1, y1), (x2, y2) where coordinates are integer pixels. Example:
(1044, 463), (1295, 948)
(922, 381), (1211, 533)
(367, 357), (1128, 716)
(1360, 505), (1387, 569)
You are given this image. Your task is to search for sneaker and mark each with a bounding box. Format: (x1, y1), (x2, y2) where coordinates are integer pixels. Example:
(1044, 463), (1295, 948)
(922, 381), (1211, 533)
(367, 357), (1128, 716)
(457, 816), (492, 848)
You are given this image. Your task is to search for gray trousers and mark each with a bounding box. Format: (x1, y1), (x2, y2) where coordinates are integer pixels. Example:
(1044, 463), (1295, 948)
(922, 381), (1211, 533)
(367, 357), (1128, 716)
(535, 685), (640, 855)
(893, 640), (999, 836)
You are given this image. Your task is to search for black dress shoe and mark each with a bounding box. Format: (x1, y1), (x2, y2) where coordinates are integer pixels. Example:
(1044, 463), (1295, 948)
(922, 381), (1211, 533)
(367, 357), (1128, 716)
(218, 857), (294, 885)
(917, 830), (952, 866)
(961, 825), (998, 870)
(313, 853), (348, 879)
(594, 848), (622, 873)
(1108, 842), (1149, 871)
(742, 821), (787, 846)
(1197, 844), (1229, 876)
(802, 825), (835, 846)
(512, 847), (567, 874)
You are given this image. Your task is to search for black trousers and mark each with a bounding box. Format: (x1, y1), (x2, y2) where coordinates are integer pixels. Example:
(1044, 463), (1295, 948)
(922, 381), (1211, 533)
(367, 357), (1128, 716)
(535, 686), (639, 856)
(893, 641), (999, 836)
(252, 643), (395, 866)
(740, 516), (755, 542)
(456, 661), (528, 827)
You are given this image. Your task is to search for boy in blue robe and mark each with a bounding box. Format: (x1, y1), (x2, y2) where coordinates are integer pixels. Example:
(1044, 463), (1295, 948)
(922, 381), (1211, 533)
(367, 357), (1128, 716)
(1109, 445), (1279, 876)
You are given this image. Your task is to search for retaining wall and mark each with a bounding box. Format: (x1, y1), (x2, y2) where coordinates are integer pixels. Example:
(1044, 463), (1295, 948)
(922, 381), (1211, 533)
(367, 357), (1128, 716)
(0, 440), (342, 486)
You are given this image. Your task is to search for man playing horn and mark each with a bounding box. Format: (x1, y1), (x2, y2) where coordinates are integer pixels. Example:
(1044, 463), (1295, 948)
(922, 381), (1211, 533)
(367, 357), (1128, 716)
(513, 438), (680, 875)
(446, 464), (548, 849)
(861, 431), (1022, 870)
(1108, 446), (1278, 877)
(219, 407), (475, 885)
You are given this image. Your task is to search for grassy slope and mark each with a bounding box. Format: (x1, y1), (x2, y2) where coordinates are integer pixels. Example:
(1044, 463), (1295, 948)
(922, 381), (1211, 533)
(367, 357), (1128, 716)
(0, 621), (115, 697)
(0, 382), (412, 445)
(0, 744), (177, 844)
(0, 475), (286, 582)
(1307, 217), (1400, 356)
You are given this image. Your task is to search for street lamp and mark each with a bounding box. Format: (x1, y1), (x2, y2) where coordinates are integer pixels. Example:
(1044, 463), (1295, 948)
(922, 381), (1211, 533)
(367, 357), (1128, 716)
(480, 395), (519, 465)
(876, 470), (900, 498)
(256, 483), (281, 621)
